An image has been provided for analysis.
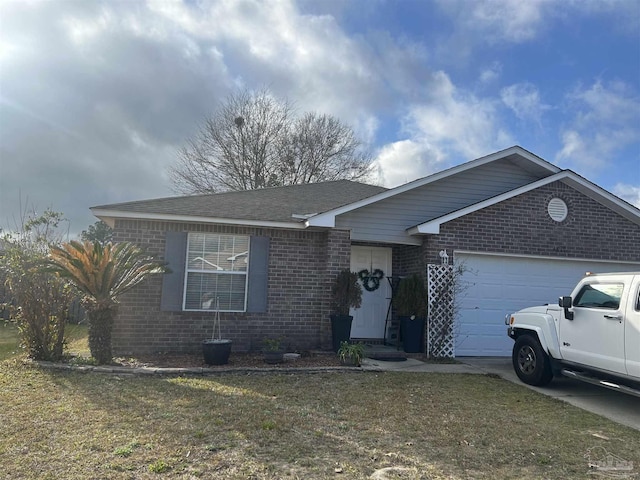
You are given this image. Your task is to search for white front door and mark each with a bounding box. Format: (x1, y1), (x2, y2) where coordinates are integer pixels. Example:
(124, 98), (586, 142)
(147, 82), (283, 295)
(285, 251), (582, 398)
(350, 246), (392, 339)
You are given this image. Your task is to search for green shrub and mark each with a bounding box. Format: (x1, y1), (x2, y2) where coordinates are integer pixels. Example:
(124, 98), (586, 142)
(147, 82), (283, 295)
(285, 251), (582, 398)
(0, 209), (73, 361)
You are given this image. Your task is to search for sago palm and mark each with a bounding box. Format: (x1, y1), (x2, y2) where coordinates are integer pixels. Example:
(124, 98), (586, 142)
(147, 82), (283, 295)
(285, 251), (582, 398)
(43, 240), (165, 364)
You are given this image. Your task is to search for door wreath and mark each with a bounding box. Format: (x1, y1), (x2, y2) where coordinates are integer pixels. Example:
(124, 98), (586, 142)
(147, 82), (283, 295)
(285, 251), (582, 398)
(358, 268), (385, 292)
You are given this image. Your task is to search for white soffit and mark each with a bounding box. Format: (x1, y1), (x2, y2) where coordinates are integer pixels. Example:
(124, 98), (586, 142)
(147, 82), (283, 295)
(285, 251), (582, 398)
(407, 170), (640, 235)
(92, 209), (308, 230)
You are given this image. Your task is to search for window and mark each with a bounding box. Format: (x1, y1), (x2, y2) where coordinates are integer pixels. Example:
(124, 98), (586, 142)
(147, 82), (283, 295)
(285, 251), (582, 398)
(184, 233), (250, 311)
(573, 283), (623, 310)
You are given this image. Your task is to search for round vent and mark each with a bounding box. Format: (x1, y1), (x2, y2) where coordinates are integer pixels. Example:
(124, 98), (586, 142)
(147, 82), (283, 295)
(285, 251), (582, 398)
(548, 198), (568, 222)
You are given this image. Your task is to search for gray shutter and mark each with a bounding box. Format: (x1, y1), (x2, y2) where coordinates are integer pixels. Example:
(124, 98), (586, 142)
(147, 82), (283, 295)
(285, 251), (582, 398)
(246, 236), (270, 313)
(160, 231), (188, 312)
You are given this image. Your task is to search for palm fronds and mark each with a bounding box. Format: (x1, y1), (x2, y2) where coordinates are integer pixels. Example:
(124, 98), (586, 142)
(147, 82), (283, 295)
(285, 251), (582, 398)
(43, 240), (166, 308)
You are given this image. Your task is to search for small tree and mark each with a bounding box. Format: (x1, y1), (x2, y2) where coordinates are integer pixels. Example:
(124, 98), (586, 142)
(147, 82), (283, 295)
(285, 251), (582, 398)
(80, 221), (113, 246)
(395, 274), (427, 318)
(0, 208), (73, 361)
(43, 241), (166, 364)
(330, 269), (363, 316)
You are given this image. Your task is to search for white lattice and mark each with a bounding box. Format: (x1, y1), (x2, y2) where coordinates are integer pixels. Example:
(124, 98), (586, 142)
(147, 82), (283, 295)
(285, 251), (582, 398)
(427, 264), (455, 359)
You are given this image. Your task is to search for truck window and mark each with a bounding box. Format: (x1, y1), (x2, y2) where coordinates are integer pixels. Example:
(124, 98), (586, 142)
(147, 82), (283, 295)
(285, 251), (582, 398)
(636, 289), (640, 311)
(573, 283), (623, 309)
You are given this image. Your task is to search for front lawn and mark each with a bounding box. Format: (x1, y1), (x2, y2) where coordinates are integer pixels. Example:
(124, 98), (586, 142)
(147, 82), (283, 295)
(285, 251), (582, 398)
(1, 325), (638, 479)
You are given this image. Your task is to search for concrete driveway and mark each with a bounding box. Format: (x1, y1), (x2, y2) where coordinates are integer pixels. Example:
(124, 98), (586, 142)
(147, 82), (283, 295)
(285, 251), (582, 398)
(460, 357), (640, 431)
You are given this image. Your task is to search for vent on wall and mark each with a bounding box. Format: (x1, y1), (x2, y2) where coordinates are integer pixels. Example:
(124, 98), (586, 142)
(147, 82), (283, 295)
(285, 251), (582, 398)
(548, 198), (568, 222)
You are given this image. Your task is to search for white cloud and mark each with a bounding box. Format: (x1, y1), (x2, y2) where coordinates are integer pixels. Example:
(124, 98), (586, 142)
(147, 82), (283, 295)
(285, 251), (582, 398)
(479, 61), (502, 84)
(405, 71), (512, 160)
(613, 184), (640, 209)
(557, 80), (640, 170)
(501, 82), (550, 125)
(372, 70), (515, 185)
(436, 0), (638, 57)
(372, 140), (444, 188)
(437, 0), (549, 44)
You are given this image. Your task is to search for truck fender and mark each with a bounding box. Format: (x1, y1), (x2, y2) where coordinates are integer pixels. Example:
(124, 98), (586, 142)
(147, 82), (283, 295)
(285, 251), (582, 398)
(511, 313), (561, 359)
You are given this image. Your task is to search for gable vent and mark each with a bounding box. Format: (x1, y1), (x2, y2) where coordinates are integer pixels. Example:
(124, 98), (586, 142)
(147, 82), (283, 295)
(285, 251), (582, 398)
(548, 198), (568, 222)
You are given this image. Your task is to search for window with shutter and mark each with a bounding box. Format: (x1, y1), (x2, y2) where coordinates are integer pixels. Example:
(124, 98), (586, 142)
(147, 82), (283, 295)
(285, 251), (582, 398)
(184, 233), (250, 312)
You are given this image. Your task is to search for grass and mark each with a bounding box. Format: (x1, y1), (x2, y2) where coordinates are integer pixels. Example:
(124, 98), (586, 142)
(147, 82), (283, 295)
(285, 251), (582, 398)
(1, 324), (639, 479)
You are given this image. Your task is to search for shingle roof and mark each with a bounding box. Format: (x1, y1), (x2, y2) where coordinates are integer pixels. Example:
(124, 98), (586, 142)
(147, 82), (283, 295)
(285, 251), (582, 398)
(92, 180), (388, 223)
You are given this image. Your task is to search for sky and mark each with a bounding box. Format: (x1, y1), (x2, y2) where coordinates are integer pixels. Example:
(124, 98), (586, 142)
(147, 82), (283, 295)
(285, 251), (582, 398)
(1, 0), (639, 236)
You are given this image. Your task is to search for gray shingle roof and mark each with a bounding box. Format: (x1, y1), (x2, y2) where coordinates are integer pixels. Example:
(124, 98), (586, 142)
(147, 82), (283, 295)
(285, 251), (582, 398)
(92, 180), (388, 223)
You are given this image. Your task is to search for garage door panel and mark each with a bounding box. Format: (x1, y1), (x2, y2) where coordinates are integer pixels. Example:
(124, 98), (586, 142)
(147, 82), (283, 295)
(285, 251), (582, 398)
(454, 253), (640, 357)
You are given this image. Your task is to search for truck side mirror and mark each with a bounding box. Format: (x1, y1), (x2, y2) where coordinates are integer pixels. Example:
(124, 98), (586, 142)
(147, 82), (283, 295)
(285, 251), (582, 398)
(559, 296), (572, 308)
(559, 296), (574, 320)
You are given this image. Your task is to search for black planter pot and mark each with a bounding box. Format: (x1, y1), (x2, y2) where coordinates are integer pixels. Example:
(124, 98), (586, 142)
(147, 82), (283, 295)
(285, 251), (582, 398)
(202, 339), (232, 365)
(330, 314), (353, 352)
(263, 350), (285, 364)
(400, 316), (425, 353)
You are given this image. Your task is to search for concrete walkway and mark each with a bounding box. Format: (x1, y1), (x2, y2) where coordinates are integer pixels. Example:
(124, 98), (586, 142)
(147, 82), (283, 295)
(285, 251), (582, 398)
(361, 357), (480, 374)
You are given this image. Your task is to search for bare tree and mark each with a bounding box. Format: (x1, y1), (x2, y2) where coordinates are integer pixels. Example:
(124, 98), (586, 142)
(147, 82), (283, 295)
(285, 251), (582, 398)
(279, 112), (372, 185)
(170, 88), (373, 193)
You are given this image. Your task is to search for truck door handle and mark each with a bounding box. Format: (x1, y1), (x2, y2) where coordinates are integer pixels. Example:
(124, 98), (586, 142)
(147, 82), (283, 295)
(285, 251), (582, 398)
(603, 314), (622, 321)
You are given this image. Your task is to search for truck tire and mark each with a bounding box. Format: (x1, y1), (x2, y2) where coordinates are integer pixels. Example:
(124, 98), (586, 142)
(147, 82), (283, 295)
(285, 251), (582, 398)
(512, 335), (553, 386)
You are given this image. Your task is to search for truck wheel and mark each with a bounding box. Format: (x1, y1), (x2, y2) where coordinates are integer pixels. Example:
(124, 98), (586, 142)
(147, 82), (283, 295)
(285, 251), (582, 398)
(512, 335), (553, 386)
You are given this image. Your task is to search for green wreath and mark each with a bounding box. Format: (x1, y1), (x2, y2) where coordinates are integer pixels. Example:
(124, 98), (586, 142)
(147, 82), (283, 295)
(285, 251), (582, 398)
(358, 268), (385, 292)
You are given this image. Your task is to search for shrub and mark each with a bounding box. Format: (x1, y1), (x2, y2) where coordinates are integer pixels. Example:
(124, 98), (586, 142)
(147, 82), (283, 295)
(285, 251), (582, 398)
(0, 208), (73, 361)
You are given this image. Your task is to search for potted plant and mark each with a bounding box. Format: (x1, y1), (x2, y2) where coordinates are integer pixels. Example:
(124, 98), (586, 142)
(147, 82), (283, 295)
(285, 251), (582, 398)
(395, 274), (427, 353)
(262, 337), (284, 364)
(337, 341), (365, 367)
(202, 296), (232, 365)
(329, 269), (363, 352)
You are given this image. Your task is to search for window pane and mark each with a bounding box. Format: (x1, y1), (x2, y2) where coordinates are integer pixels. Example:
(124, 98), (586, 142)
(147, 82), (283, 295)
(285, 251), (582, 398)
(185, 233), (249, 311)
(187, 234), (249, 272)
(185, 272), (246, 311)
(574, 283), (623, 309)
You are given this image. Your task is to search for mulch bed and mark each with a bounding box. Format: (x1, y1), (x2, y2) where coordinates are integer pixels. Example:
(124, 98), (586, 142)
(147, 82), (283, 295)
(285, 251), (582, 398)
(112, 351), (343, 369)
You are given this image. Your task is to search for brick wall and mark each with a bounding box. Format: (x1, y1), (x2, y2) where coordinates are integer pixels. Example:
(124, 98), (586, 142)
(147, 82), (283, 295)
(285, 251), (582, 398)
(423, 182), (640, 263)
(112, 220), (351, 355)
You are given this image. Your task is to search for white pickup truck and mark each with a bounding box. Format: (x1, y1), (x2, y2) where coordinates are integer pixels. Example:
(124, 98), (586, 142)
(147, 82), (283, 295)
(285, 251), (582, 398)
(506, 272), (640, 396)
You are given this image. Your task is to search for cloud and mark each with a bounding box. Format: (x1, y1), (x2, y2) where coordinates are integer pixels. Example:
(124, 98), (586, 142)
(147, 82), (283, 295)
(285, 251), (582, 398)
(479, 61), (502, 84)
(372, 70), (515, 186)
(404, 71), (513, 160)
(557, 80), (640, 170)
(435, 0), (639, 56)
(613, 184), (640, 209)
(437, 0), (549, 44)
(0, 0), (430, 233)
(372, 140), (444, 188)
(501, 82), (550, 125)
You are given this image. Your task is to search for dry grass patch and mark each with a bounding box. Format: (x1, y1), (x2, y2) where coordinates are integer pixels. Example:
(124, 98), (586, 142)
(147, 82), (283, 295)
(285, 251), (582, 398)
(1, 360), (639, 479)
(1, 323), (638, 479)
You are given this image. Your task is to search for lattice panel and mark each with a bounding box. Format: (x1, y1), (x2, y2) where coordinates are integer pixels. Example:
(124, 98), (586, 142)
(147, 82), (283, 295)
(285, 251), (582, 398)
(427, 264), (455, 359)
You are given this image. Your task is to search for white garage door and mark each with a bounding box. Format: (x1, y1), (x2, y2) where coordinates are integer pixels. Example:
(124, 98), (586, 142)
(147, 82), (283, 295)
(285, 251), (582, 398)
(454, 252), (640, 357)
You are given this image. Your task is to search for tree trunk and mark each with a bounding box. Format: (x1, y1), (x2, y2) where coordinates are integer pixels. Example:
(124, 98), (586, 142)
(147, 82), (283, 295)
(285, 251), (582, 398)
(87, 306), (117, 365)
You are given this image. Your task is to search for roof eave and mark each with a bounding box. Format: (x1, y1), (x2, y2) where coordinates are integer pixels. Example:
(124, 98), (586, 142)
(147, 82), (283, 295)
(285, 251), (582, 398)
(91, 208), (308, 230)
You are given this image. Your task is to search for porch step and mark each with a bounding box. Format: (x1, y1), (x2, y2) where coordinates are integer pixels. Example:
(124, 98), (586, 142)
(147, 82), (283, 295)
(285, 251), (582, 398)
(363, 344), (407, 359)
